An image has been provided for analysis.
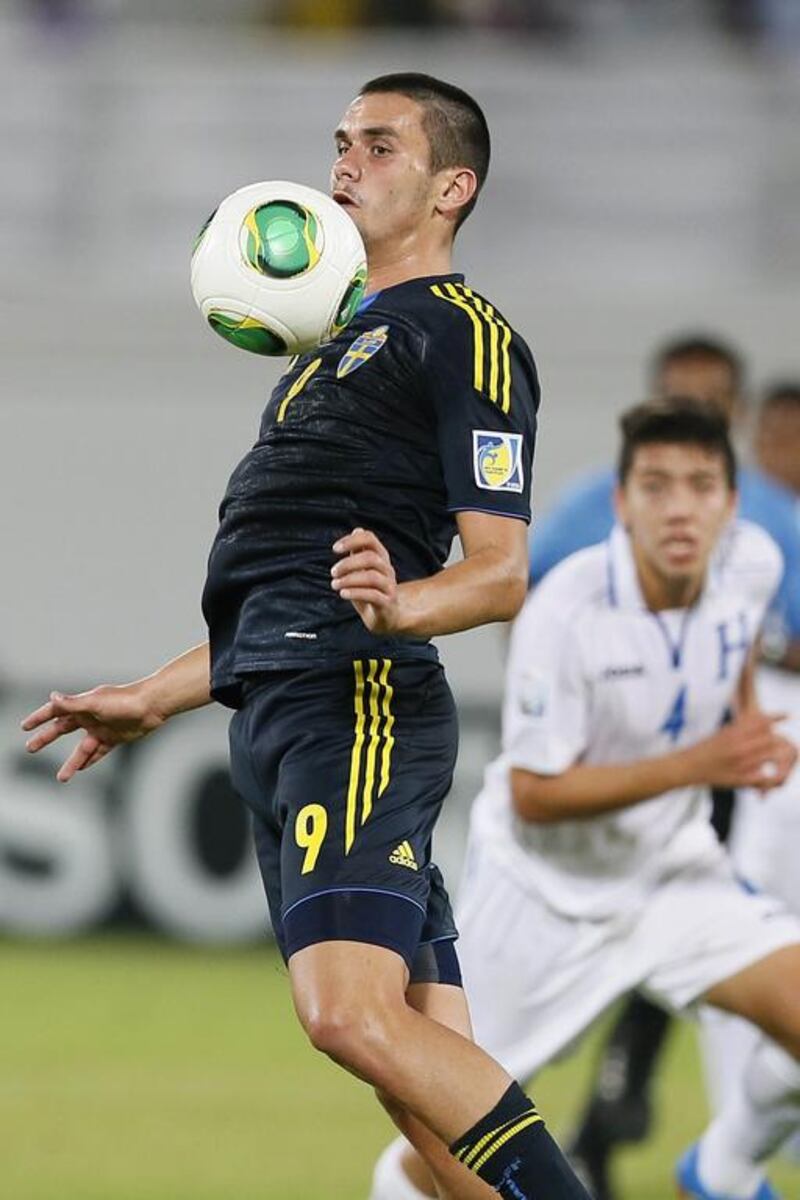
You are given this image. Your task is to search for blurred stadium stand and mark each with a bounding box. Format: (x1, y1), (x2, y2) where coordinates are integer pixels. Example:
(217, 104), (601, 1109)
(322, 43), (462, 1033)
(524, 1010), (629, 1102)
(1, 4), (798, 937)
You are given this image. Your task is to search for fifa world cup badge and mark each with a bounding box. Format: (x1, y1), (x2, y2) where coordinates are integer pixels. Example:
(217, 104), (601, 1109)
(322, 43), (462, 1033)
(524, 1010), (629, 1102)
(473, 430), (524, 493)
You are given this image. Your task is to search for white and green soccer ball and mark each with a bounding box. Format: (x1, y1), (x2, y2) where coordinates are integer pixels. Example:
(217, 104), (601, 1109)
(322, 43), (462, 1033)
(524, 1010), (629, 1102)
(191, 180), (367, 356)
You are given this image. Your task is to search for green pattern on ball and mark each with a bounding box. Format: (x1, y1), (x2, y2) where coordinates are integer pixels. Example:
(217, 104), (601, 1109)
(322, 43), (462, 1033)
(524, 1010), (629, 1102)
(207, 311), (287, 356)
(242, 201), (322, 278)
(331, 265), (368, 337)
(192, 208), (217, 258)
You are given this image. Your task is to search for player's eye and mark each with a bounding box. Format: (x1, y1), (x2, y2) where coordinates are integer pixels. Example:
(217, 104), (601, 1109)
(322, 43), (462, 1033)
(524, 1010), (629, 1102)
(371, 144), (391, 156)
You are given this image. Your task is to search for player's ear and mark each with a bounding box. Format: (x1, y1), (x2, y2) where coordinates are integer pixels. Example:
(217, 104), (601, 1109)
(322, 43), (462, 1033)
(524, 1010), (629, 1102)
(435, 167), (477, 223)
(613, 482), (629, 528)
(725, 486), (738, 522)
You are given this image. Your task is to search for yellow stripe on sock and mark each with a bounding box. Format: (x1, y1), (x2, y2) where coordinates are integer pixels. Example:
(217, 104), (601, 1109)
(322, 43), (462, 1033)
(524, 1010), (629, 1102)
(458, 1112), (531, 1167)
(472, 1113), (543, 1174)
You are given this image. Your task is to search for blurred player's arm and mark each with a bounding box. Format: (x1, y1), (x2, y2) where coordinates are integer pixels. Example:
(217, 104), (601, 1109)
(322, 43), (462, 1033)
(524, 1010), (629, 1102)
(736, 644), (761, 712)
(21, 641), (211, 783)
(331, 513), (528, 638)
(511, 710), (796, 824)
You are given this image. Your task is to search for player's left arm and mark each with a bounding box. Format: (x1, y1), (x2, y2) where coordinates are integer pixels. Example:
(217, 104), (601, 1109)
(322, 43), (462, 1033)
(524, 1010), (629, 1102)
(736, 644), (764, 713)
(330, 513), (528, 637)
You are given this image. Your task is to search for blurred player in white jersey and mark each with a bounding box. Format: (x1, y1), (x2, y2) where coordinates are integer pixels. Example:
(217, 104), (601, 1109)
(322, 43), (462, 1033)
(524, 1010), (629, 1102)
(370, 398), (800, 1200)
(528, 336), (800, 1200)
(701, 381), (800, 1177)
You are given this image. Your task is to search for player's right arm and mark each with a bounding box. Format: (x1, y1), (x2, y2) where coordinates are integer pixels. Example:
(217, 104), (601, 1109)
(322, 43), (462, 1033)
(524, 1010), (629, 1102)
(511, 713), (796, 824)
(21, 641), (212, 783)
(504, 586), (795, 825)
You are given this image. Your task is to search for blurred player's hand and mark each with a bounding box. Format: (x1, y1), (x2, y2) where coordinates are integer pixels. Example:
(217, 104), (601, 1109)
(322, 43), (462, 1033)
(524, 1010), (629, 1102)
(687, 711), (797, 792)
(21, 683), (167, 783)
(331, 527), (403, 635)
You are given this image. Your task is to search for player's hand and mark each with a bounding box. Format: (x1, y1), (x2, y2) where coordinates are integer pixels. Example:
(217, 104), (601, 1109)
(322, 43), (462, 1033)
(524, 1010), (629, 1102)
(686, 711), (797, 791)
(331, 527), (404, 635)
(21, 683), (166, 783)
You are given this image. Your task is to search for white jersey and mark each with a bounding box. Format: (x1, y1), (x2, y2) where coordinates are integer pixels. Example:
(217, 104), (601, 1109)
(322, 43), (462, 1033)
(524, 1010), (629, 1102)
(470, 520), (782, 919)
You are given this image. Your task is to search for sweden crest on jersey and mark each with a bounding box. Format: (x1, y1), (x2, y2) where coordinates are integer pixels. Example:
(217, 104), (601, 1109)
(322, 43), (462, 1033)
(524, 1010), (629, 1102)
(473, 430), (524, 493)
(337, 325), (389, 379)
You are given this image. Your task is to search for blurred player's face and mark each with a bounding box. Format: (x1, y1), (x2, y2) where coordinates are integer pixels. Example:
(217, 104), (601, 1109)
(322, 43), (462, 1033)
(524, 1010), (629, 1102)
(616, 443), (736, 599)
(655, 357), (740, 423)
(330, 92), (449, 252)
(756, 403), (800, 494)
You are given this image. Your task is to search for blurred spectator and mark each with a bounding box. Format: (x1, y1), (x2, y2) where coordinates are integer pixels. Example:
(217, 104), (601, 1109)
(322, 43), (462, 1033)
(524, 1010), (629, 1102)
(716, 0), (800, 45)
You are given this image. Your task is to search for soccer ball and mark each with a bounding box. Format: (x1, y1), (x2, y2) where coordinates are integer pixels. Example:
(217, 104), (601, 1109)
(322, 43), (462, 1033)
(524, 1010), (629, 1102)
(190, 180), (367, 356)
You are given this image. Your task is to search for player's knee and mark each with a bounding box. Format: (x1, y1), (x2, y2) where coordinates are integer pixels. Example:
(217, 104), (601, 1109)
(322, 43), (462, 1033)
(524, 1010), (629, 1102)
(301, 1000), (396, 1075)
(375, 1087), (403, 1124)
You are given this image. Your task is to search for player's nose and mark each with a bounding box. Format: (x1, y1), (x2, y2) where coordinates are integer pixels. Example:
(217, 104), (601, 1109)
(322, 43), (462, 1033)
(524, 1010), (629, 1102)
(333, 147), (361, 182)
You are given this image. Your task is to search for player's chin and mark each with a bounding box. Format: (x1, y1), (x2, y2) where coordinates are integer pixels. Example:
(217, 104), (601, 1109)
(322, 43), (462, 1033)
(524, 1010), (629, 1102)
(337, 201), (366, 231)
(660, 544), (703, 575)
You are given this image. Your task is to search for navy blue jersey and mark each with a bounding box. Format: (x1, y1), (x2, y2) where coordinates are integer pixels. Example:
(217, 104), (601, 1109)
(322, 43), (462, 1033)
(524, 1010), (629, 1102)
(202, 273), (540, 706)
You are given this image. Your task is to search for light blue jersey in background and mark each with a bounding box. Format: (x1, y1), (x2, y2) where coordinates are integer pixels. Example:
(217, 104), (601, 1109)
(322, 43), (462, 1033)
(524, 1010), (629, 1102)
(530, 464), (800, 643)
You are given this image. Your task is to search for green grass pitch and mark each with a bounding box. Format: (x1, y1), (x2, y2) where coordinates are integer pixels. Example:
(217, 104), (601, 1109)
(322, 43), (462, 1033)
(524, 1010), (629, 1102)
(3, 936), (795, 1199)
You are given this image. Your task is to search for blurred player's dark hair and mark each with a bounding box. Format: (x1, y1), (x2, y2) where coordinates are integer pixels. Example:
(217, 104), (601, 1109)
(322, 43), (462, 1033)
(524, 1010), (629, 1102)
(649, 333), (746, 394)
(360, 73), (490, 230)
(618, 397), (737, 488)
(760, 379), (800, 412)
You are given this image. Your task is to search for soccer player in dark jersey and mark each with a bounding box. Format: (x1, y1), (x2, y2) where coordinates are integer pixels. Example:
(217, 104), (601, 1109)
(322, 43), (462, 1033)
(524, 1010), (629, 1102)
(22, 74), (590, 1200)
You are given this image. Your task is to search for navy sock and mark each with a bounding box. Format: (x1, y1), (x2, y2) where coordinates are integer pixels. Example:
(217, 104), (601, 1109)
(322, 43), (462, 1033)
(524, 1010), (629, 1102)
(450, 1082), (591, 1199)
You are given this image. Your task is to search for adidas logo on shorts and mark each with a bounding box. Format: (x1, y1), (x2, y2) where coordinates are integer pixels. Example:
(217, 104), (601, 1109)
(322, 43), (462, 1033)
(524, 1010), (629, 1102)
(389, 841), (418, 871)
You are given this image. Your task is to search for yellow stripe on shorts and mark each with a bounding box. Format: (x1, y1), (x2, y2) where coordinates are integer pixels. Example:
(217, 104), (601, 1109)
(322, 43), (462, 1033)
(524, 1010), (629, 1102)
(344, 660), (366, 854)
(344, 659), (395, 854)
(378, 658), (395, 798)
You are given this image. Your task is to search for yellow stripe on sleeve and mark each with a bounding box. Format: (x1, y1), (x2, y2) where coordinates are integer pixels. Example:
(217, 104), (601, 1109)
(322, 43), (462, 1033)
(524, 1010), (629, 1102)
(471, 294), (500, 404)
(461, 286), (513, 414)
(431, 283), (484, 393)
(499, 321), (512, 414)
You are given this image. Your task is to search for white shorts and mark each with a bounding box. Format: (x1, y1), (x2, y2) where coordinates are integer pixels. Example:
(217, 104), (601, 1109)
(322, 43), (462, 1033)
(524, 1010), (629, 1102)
(455, 837), (800, 1083)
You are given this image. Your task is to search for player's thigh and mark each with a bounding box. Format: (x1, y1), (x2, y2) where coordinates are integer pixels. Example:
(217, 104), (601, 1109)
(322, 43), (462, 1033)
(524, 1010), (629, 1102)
(453, 836), (629, 1081)
(703, 943), (800, 1053)
(637, 862), (800, 1023)
(698, 1005), (762, 1113)
(290, 938), (410, 1036)
(407, 979), (474, 1039)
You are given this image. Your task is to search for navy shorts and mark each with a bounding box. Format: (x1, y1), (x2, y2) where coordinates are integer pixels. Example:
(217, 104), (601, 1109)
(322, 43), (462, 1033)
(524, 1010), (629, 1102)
(228, 658), (462, 984)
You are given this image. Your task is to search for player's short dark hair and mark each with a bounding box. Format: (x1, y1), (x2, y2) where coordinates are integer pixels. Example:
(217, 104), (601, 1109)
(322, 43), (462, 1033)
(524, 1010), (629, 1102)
(760, 379), (800, 414)
(359, 72), (490, 230)
(649, 333), (746, 395)
(618, 398), (737, 489)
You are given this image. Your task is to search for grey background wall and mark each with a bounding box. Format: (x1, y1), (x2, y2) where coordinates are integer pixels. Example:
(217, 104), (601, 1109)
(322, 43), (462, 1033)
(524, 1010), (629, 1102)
(2, 6), (799, 935)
